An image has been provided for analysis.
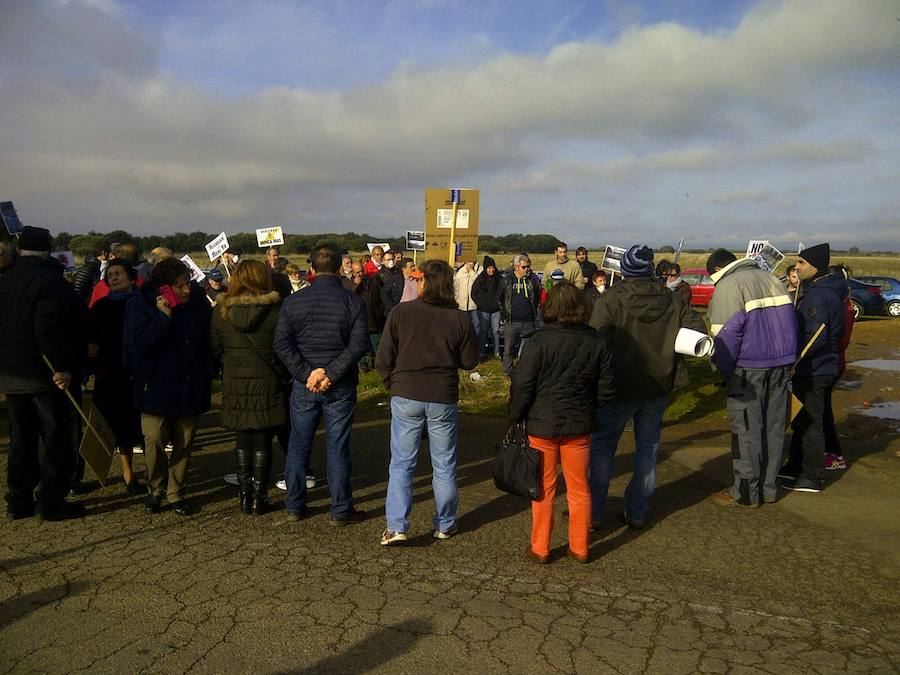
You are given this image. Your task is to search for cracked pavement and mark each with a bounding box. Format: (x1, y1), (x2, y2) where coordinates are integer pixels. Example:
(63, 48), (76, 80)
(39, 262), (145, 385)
(1, 323), (898, 673)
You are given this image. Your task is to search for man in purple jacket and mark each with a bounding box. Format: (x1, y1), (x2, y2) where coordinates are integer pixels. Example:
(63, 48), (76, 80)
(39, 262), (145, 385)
(706, 249), (798, 507)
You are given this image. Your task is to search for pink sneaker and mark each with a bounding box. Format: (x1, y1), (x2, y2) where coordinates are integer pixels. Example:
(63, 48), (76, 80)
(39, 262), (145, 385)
(824, 453), (847, 471)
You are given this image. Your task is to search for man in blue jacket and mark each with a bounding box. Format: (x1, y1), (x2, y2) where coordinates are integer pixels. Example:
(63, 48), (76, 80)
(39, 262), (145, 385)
(274, 245), (370, 524)
(780, 243), (845, 493)
(706, 249), (798, 507)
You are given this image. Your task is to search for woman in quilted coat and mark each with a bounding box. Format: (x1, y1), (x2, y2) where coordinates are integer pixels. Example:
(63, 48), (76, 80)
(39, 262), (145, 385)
(210, 260), (289, 515)
(508, 282), (615, 564)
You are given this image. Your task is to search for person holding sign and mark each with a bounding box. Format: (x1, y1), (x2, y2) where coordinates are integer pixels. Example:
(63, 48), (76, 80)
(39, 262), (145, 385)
(0, 226), (88, 521)
(705, 248), (798, 507)
(124, 258), (213, 516)
(780, 244), (845, 494)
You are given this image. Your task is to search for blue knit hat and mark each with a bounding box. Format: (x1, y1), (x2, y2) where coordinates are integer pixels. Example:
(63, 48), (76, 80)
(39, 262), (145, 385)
(620, 245), (654, 277)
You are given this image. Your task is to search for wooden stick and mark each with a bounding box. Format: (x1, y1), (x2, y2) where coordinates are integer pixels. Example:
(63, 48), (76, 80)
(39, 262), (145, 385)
(796, 323), (825, 365)
(41, 355), (116, 458)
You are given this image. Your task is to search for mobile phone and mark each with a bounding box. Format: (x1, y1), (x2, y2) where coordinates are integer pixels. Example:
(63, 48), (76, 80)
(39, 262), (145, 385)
(158, 284), (183, 307)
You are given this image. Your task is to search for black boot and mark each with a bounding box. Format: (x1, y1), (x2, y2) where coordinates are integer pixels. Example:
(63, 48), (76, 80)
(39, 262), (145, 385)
(234, 447), (252, 515)
(252, 448), (272, 515)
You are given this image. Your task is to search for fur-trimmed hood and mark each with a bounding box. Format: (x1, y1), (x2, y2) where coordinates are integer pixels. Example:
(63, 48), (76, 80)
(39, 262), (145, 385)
(222, 291), (281, 332)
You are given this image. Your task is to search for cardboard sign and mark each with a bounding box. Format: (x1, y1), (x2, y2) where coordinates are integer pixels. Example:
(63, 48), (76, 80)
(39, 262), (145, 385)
(256, 226), (284, 247)
(601, 245), (627, 274)
(406, 230), (425, 251)
(367, 242), (391, 253)
(0, 201), (23, 235)
(78, 406), (117, 486)
(180, 255), (207, 283)
(750, 243), (785, 274)
(424, 188), (479, 263)
(205, 232), (230, 261)
(746, 240), (768, 258)
(52, 251), (77, 273)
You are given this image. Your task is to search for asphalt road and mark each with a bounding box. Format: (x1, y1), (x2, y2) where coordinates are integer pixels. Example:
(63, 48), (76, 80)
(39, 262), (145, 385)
(1, 322), (898, 673)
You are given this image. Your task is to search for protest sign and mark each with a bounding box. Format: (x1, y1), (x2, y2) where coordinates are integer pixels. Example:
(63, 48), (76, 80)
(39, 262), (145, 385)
(367, 242), (391, 253)
(746, 240), (768, 258)
(601, 245), (627, 274)
(180, 255), (207, 283)
(424, 188), (479, 263)
(0, 201), (24, 235)
(79, 405), (117, 486)
(52, 251), (77, 273)
(205, 232), (230, 261)
(406, 230), (425, 251)
(750, 243), (785, 273)
(673, 237), (686, 264)
(256, 226), (284, 247)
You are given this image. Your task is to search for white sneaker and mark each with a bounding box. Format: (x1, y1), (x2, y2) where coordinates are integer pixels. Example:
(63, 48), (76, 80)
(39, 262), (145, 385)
(276, 480), (287, 491)
(164, 442), (174, 452)
(223, 473), (239, 486)
(381, 529), (408, 546)
(433, 525), (458, 540)
(305, 475), (316, 489)
(132, 445), (144, 454)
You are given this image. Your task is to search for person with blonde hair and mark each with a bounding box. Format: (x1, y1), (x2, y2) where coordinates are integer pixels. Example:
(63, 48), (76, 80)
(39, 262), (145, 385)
(210, 260), (289, 514)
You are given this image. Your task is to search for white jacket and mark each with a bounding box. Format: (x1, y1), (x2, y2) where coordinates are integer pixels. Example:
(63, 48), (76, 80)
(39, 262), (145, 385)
(454, 264), (480, 311)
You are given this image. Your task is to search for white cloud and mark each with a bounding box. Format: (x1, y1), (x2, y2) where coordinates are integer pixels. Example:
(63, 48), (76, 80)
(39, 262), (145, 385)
(0, 0), (898, 248)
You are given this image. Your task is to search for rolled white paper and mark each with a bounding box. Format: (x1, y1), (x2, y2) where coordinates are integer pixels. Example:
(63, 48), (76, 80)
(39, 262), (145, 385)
(675, 327), (713, 357)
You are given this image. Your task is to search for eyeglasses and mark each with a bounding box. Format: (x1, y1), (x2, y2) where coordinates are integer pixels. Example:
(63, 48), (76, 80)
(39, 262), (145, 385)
(519, 264), (531, 269)
(666, 273), (679, 277)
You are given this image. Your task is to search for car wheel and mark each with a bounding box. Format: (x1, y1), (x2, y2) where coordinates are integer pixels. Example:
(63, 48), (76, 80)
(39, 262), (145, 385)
(887, 300), (900, 318)
(850, 299), (862, 321)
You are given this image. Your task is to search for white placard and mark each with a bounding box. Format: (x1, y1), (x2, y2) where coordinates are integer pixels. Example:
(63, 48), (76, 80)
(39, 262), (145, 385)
(406, 230), (425, 251)
(180, 255), (207, 283)
(51, 250), (77, 273)
(436, 208), (469, 229)
(675, 327), (713, 357)
(205, 232), (230, 261)
(256, 226), (284, 247)
(600, 245), (627, 274)
(366, 242), (391, 253)
(750, 243), (785, 274)
(746, 240), (768, 258)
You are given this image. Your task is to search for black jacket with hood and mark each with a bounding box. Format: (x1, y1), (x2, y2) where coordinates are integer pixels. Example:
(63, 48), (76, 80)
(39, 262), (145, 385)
(589, 275), (706, 399)
(471, 256), (502, 313)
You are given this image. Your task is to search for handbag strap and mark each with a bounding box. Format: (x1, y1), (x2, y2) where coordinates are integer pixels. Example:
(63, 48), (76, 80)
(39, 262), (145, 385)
(235, 328), (290, 385)
(504, 420), (528, 445)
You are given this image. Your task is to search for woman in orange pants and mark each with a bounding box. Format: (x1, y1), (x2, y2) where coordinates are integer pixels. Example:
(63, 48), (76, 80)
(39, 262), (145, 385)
(509, 282), (614, 563)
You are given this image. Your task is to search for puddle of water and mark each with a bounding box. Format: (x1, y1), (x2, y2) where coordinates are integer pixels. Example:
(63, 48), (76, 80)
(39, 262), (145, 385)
(848, 359), (900, 373)
(834, 379), (862, 390)
(856, 402), (900, 420)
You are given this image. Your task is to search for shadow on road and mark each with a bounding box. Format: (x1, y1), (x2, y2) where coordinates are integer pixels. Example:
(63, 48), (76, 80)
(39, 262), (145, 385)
(0, 580), (90, 629)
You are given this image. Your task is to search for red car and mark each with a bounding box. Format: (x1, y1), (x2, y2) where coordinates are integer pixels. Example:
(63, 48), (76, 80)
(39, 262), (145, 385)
(682, 268), (716, 307)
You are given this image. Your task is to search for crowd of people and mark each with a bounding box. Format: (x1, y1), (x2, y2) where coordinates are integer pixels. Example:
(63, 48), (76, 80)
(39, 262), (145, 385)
(0, 228), (850, 563)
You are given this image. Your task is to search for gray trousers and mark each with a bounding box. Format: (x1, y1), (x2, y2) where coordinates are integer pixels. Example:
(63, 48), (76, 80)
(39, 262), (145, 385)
(725, 366), (790, 504)
(502, 320), (535, 375)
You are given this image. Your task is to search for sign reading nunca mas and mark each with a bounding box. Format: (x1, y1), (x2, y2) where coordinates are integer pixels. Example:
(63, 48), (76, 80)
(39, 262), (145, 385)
(424, 188), (479, 264)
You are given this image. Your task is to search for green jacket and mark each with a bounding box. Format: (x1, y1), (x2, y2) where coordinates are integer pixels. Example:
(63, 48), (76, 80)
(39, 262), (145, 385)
(210, 291), (289, 431)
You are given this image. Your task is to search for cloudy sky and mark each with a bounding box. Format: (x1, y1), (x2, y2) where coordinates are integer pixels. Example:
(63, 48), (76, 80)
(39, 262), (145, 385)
(1, 0), (898, 249)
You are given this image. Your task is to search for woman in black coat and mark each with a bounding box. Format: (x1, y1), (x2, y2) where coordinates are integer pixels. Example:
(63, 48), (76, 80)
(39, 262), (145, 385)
(88, 260), (143, 494)
(508, 282), (614, 564)
(210, 260), (288, 514)
(470, 256), (502, 358)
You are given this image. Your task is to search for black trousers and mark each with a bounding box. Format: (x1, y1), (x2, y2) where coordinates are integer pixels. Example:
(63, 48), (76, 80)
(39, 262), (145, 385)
(236, 429), (274, 455)
(5, 389), (75, 510)
(789, 376), (834, 483)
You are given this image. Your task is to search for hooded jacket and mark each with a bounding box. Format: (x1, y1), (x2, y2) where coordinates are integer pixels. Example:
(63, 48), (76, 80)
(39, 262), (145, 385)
(471, 256), (502, 313)
(707, 258), (798, 377)
(589, 276), (706, 398)
(454, 263), (480, 311)
(210, 291), (288, 430)
(794, 271), (846, 378)
(497, 272), (542, 322)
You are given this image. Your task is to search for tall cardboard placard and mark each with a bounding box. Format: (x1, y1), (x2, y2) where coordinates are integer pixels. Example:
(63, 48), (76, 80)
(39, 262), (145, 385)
(424, 188), (479, 264)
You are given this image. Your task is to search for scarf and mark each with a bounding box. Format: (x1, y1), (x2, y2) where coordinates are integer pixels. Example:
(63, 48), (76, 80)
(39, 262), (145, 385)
(666, 276), (683, 291)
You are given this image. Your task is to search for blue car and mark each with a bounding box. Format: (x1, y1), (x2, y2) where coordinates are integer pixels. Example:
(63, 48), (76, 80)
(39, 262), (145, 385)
(854, 276), (900, 318)
(847, 278), (885, 320)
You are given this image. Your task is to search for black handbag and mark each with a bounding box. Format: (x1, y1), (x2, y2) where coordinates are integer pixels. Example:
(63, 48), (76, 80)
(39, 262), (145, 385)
(493, 421), (542, 500)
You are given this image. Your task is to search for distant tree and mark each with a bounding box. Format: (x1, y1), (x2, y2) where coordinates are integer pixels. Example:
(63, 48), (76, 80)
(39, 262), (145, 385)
(658, 245), (675, 253)
(53, 232), (73, 250)
(849, 246), (860, 254)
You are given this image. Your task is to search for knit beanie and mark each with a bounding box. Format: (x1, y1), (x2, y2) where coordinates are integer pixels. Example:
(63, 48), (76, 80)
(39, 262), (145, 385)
(799, 243), (830, 272)
(483, 255), (496, 270)
(620, 245), (654, 278)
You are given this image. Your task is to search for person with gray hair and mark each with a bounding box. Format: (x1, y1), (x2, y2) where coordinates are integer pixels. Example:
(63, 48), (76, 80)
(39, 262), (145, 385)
(496, 254), (542, 375)
(0, 226), (88, 521)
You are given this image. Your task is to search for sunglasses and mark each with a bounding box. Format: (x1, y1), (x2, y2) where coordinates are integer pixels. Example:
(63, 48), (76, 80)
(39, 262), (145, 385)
(519, 264), (531, 269)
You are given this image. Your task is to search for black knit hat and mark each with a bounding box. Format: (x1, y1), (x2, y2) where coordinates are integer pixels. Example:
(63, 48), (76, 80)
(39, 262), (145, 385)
(18, 226), (52, 251)
(799, 243), (830, 272)
(482, 255), (496, 270)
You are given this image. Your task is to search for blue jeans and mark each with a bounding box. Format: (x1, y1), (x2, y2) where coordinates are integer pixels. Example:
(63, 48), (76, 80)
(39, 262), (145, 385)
(476, 310), (500, 356)
(589, 395), (668, 523)
(385, 396), (459, 533)
(285, 379), (357, 517)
